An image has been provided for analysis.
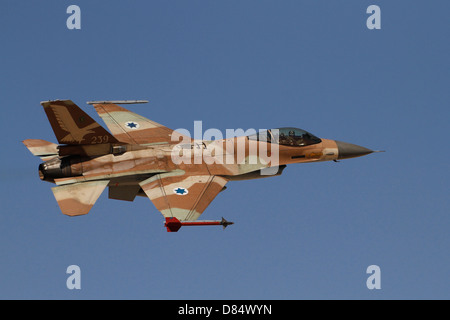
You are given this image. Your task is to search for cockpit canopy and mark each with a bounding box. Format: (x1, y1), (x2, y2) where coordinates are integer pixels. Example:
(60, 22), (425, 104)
(247, 127), (322, 147)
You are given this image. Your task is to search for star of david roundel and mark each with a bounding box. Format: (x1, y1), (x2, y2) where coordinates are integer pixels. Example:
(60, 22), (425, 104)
(173, 187), (188, 196)
(124, 121), (140, 129)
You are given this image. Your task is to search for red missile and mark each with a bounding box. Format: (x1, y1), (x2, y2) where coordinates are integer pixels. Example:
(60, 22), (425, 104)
(164, 217), (234, 232)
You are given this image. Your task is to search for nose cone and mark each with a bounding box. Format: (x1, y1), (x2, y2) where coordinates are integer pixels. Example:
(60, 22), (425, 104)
(335, 140), (374, 160)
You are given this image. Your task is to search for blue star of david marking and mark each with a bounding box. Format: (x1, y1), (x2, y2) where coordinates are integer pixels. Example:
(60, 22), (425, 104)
(124, 121), (140, 130)
(174, 187), (188, 195)
(126, 121), (138, 129)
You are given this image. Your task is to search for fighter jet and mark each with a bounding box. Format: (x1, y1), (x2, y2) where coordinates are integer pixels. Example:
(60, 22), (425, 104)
(23, 100), (380, 232)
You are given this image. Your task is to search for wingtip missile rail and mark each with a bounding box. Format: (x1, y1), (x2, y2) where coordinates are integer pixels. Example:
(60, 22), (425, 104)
(86, 100), (149, 105)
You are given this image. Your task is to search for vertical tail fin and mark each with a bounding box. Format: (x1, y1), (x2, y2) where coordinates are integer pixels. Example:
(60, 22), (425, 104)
(41, 100), (118, 145)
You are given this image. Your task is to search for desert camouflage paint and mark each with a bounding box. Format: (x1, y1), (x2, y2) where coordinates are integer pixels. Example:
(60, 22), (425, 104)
(23, 100), (376, 230)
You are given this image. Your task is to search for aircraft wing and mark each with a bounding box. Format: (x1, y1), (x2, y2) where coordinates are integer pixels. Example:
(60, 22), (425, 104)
(139, 173), (227, 221)
(93, 103), (191, 145)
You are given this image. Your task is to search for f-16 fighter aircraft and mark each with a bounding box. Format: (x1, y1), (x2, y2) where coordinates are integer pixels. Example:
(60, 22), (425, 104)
(23, 100), (380, 232)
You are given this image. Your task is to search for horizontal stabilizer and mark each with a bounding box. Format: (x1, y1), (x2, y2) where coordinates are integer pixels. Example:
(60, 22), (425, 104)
(51, 180), (109, 216)
(23, 139), (58, 161)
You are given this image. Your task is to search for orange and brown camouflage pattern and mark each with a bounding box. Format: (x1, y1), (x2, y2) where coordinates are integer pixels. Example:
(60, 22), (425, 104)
(23, 100), (377, 227)
(93, 103), (191, 145)
(140, 173), (227, 221)
(22, 139), (58, 161)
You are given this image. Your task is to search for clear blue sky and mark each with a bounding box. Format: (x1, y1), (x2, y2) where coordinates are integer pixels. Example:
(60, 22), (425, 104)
(0, 1), (449, 299)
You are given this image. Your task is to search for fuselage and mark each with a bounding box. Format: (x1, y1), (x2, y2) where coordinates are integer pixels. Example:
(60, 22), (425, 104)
(38, 134), (371, 187)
